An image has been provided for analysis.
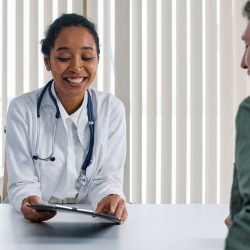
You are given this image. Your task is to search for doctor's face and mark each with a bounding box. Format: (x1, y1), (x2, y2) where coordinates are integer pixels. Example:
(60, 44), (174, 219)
(241, 21), (250, 75)
(44, 26), (99, 102)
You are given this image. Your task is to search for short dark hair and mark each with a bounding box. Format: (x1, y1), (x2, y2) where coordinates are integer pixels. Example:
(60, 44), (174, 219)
(243, 1), (250, 20)
(41, 13), (100, 57)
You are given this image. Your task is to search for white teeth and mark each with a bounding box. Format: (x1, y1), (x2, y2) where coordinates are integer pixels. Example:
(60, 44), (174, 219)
(67, 77), (84, 84)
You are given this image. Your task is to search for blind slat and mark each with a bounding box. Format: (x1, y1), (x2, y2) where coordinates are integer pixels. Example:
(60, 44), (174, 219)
(72, 0), (84, 15)
(190, 0), (203, 203)
(58, 0), (67, 16)
(86, 0), (99, 90)
(29, 0), (38, 90)
(146, 0), (157, 203)
(15, 0), (23, 95)
(43, 0), (53, 84)
(220, 0), (234, 203)
(103, 0), (112, 93)
(175, 0), (187, 203)
(115, 0), (130, 200)
(205, 0), (218, 203)
(131, 0), (142, 203)
(161, 0), (172, 204)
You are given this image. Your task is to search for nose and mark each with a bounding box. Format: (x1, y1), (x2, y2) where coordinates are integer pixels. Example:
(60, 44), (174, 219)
(69, 58), (84, 73)
(241, 50), (248, 69)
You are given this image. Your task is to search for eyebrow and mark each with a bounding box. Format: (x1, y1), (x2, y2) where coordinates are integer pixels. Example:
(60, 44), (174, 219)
(56, 46), (94, 51)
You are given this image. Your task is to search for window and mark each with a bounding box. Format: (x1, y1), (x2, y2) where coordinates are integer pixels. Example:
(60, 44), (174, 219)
(0, 0), (248, 204)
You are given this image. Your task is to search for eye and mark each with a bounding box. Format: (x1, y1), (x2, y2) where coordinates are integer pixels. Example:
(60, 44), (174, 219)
(82, 57), (94, 61)
(57, 57), (70, 62)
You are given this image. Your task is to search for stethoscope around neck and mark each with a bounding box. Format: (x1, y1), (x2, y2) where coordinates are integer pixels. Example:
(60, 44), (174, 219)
(32, 80), (95, 176)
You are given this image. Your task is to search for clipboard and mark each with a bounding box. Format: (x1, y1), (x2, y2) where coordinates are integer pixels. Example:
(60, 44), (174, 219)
(28, 203), (121, 224)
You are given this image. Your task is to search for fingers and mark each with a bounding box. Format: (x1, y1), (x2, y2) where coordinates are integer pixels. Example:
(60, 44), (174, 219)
(95, 197), (109, 214)
(21, 195), (56, 222)
(120, 207), (128, 223)
(109, 194), (120, 214)
(224, 215), (232, 228)
(95, 194), (119, 214)
(95, 194), (128, 223)
(114, 199), (125, 219)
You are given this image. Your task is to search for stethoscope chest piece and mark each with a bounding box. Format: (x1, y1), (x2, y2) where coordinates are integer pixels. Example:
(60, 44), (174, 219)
(75, 170), (88, 189)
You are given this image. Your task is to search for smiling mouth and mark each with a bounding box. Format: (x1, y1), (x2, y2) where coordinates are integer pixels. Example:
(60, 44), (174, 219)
(65, 77), (87, 85)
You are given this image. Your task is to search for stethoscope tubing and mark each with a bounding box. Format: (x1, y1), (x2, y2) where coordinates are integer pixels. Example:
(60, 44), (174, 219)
(32, 80), (95, 172)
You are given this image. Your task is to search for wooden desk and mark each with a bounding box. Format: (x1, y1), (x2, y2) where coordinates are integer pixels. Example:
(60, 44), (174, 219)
(0, 204), (228, 250)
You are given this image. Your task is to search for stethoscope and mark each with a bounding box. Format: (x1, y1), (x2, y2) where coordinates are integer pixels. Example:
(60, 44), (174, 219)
(32, 79), (94, 188)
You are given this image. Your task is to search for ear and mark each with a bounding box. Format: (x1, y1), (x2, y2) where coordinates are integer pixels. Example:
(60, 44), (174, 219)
(44, 56), (51, 71)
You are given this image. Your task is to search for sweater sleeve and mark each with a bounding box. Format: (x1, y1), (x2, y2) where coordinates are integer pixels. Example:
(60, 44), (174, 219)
(225, 99), (250, 249)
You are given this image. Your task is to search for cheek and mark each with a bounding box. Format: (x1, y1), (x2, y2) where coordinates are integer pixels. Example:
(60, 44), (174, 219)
(50, 63), (66, 77)
(88, 63), (98, 77)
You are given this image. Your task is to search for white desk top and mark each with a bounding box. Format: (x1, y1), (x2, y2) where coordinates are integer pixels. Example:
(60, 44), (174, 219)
(0, 204), (228, 250)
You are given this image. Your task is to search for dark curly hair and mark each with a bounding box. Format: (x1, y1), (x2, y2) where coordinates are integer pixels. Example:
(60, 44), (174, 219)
(41, 13), (100, 57)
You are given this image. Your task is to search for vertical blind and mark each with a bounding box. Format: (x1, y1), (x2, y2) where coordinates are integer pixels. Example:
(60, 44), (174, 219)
(0, 0), (249, 204)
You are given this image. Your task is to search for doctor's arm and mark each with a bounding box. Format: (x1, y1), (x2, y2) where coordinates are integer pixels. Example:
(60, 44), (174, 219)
(88, 99), (128, 223)
(6, 100), (56, 221)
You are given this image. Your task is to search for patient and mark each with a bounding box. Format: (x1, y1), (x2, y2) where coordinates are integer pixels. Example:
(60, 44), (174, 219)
(225, 1), (250, 249)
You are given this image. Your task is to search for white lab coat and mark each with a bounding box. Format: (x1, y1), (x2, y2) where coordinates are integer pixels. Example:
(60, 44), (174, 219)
(6, 85), (126, 212)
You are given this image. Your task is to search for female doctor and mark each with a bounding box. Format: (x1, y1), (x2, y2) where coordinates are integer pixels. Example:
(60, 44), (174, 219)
(6, 13), (128, 223)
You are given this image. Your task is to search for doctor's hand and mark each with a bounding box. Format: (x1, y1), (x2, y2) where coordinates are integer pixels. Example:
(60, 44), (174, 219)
(21, 195), (56, 222)
(224, 215), (232, 228)
(95, 194), (128, 223)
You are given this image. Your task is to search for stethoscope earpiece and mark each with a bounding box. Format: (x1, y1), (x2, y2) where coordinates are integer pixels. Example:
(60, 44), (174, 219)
(50, 157), (56, 161)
